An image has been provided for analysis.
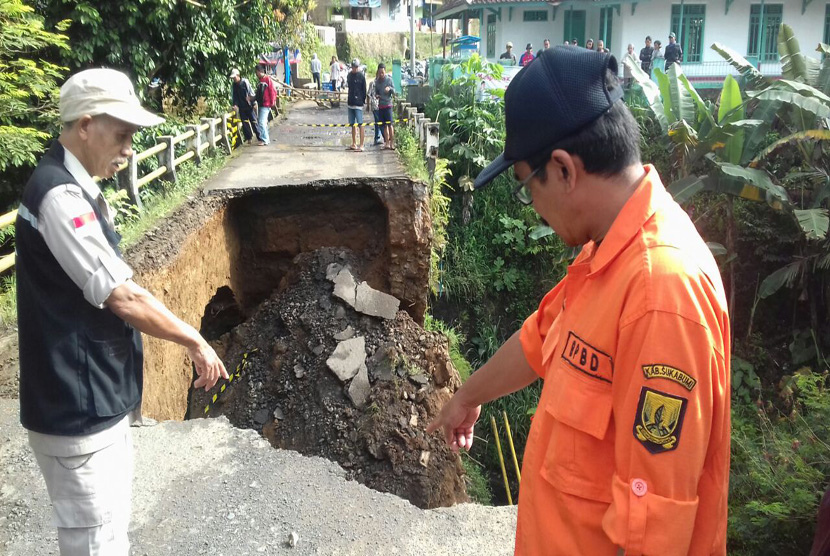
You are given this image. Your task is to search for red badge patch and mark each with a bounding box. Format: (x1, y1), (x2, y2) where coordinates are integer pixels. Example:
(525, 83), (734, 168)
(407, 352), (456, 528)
(72, 212), (97, 229)
(560, 331), (614, 383)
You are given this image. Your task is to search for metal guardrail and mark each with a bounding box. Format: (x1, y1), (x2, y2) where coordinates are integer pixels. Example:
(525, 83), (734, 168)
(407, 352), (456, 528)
(0, 111), (245, 273)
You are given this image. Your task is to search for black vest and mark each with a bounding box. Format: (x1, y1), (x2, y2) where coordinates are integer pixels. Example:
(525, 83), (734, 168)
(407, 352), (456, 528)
(17, 141), (143, 436)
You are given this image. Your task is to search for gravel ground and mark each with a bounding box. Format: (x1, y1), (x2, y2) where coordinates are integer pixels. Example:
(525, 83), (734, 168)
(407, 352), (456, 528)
(0, 399), (516, 555)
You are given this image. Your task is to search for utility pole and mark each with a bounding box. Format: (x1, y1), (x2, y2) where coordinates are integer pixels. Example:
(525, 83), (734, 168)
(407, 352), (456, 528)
(410, 0), (416, 75)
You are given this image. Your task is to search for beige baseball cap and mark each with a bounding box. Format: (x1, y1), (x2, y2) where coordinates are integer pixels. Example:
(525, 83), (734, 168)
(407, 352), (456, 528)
(59, 68), (165, 127)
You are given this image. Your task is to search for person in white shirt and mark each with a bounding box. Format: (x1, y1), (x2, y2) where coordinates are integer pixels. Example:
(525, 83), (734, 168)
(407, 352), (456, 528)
(310, 53), (322, 90)
(330, 56), (341, 91)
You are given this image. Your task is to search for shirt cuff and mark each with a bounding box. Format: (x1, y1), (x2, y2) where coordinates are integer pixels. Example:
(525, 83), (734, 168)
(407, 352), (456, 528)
(83, 254), (133, 308)
(602, 474), (699, 556)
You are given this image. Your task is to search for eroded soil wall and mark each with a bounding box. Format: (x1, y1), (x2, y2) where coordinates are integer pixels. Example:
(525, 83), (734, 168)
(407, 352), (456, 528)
(127, 178), (430, 421)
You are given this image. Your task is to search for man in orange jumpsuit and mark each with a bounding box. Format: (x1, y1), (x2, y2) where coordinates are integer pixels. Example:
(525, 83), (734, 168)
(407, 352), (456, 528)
(427, 46), (730, 555)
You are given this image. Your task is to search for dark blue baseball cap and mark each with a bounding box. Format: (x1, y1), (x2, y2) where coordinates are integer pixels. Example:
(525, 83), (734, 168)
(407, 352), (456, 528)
(474, 45), (624, 188)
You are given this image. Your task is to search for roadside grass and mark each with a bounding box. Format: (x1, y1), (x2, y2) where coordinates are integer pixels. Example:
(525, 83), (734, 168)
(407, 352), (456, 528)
(0, 151), (229, 329)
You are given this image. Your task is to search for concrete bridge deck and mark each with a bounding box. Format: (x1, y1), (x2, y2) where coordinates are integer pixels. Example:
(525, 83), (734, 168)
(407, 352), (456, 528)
(205, 101), (405, 191)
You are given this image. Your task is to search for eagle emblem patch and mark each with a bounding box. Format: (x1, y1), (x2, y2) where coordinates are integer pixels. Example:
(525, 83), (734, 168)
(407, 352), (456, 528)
(634, 387), (687, 454)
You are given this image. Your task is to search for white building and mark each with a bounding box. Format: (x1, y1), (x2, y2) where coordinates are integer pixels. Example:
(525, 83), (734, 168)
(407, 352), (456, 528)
(310, 0), (444, 33)
(436, 0), (830, 85)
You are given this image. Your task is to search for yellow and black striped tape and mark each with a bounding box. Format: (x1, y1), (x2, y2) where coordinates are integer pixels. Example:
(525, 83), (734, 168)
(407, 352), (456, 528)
(203, 348), (259, 415)
(292, 119), (409, 128)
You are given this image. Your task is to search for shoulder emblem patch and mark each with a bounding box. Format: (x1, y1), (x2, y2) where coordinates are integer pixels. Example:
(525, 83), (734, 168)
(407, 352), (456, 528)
(560, 331), (613, 383)
(634, 387), (687, 454)
(642, 364), (697, 391)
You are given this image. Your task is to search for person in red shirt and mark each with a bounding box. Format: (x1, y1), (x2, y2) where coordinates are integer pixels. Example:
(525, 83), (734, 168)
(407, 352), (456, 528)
(255, 64), (277, 146)
(427, 46), (730, 555)
(520, 43), (535, 67)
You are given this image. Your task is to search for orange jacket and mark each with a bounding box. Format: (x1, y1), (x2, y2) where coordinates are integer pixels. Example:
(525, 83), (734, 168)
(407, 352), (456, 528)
(517, 165), (730, 555)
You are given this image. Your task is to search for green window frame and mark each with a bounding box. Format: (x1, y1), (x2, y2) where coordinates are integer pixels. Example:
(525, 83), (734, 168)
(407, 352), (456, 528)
(599, 7), (613, 48)
(523, 10), (548, 22)
(487, 14), (496, 58)
(670, 4), (705, 63)
(747, 4), (783, 62)
(824, 4), (830, 45)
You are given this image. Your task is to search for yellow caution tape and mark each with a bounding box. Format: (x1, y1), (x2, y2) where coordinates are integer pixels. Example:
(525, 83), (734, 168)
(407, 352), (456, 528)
(290, 119), (409, 128)
(203, 348), (259, 415)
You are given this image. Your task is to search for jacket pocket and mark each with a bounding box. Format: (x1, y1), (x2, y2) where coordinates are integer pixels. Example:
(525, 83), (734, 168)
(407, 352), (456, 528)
(539, 366), (616, 503)
(84, 327), (140, 417)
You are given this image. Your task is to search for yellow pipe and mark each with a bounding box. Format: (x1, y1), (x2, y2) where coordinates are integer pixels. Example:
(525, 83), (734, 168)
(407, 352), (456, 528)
(502, 410), (521, 484)
(490, 415), (513, 506)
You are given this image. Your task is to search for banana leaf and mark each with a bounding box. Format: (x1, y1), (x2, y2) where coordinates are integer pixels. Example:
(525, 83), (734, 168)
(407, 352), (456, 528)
(667, 64), (697, 125)
(710, 161), (792, 210)
(711, 42), (767, 89)
(749, 129), (830, 168)
(623, 56), (669, 133)
(667, 175), (709, 204)
(794, 208), (830, 240)
(718, 75), (745, 165)
(741, 99), (781, 165)
(773, 79), (830, 104)
(679, 73), (716, 131)
(778, 24), (814, 84)
(653, 68), (676, 125)
(749, 89), (830, 121)
(759, 260), (803, 299)
(818, 43), (830, 95)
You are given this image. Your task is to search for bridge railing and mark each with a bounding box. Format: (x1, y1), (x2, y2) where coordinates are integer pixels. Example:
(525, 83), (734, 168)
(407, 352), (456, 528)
(395, 99), (439, 179)
(0, 111), (245, 274)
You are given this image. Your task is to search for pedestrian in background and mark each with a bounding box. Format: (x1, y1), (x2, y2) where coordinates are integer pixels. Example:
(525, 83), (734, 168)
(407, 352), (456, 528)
(373, 63), (396, 150)
(17, 68), (227, 556)
(536, 38), (550, 58)
(499, 42), (517, 65)
(520, 43), (535, 66)
(329, 56), (341, 91)
(585, 38), (594, 50)
(346, 58), (367, 152)
(596, 39), (608, 53)
(640, 35), (654, 74)
(368, 69), (382, 146)
(427, 46), (731, 556)
(310, 53), (322, 90)
(623, 43), (637, 88)
(571, 38), (579, 46)
(652, 40), (664, 72)
(254, 64), (277, 146)
(230, 68), (261, 144)
(665, 32), (682, 70)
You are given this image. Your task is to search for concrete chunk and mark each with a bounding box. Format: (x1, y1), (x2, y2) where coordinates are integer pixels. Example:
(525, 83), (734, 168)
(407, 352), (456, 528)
(354, 281), (400, 320)
(326, 337), (365, 382)
(325, 263), (344, 281)
(332, 268), (357, 307)
(348, 363), (371, 408)
(333, 325), (355, 341)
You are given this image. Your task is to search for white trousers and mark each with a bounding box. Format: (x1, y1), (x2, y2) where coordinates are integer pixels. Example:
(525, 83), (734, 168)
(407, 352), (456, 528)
(32, 426), (133, 556)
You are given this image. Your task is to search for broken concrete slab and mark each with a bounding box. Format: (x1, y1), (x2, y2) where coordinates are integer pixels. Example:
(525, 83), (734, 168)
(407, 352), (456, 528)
(333, 325), (355, 341)
(326, 262), (344, 281)
(332, 268), (357, 307)
(347, 363), (370, 408)
(354, 281), (400, 320)
(326, 336), (366, 382)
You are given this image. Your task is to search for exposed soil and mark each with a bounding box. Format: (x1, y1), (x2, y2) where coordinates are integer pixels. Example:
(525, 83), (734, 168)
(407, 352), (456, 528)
(188, 248), (468, 509)
(0, 330), (18, 399)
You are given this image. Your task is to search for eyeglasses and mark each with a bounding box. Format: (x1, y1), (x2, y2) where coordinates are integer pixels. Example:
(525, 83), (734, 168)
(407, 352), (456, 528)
(512, 166), (541, 205)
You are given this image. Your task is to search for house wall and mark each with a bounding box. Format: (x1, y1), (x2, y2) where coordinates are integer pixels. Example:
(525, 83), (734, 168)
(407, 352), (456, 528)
(311, 0), (415, 32)
(618, 0), (827, 64)
(476, 0), (828, 66)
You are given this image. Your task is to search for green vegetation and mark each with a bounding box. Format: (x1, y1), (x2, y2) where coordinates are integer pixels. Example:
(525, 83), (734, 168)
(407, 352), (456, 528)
(0, 0), (68, 200)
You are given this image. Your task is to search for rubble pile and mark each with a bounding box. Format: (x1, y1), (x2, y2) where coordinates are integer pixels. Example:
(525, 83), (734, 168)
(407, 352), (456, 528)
(188, 248), (468, 509)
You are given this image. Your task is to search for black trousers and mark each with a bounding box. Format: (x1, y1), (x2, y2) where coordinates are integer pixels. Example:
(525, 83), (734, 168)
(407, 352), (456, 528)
(238, 108), (262, 142)
(312, 72), (321, 89)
